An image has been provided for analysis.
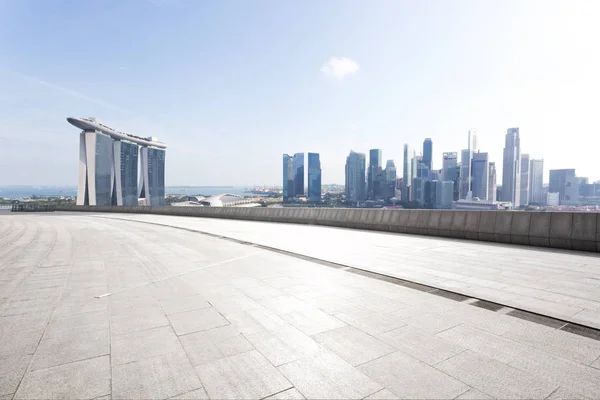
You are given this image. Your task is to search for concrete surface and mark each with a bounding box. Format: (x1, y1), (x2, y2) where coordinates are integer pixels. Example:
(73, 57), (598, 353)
(1, 213), (600, 399)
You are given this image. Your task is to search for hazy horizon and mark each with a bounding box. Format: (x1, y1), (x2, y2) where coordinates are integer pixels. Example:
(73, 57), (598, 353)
(2, 0), (599, 186)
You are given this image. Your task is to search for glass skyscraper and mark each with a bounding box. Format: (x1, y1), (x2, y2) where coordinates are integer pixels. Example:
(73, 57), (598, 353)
(93, 133), (114, 206)
(282, 154), (294, 201)
(529, 159), (544, 204)
(502, 127), (521, 205)
(307, 153), (322, 202)
(471, 152), (489, 200)
(345, 151), (366, 204)
(116, 141), (139, 206)
(293, 153), (304, 198)
(423, 138), (433, 171)
(368, 149), (382, 200)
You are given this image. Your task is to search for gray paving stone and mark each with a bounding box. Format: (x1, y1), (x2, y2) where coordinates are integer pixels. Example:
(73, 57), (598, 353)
(45, 310), (108, 338)
(196, 350), (292, 400)
(335, 308), (406, 336)
(278, 349), (382, 400)
(455, 388), (494, 399)
(592, 356), (600, 369)
(159, 295), (211, 315)
(112, 326), (182, 366)
(280, 308), (346, 336)
(245, 325), (322, 366)
(313, 325), (395, 366)
(401, 312), (464, 334)
(169, 388), (209, 399)
(0, 312), (49, 335)
(168, 307), (229, 336)
(509, 348), (600, 399)
(259, 295), (312, 315)
(0, 355), (30, 396)
(225, 307), (289, 335)
(264, 388), (305, 399)
(364, 389), (399, 400)
(437, 350), (558, 399)
(15, 355), (110, 400)
(0, 329), (42, 359)
(31, 328), (109, 371)
(377, 325), (466, 365)
(53, 298), (108, 317)
(350, 293), (409, 314)
(112, 350), (201, 400)
(545, 386), (590, 400)
(358, 350), (468, 399)
(179, 325), (254, 366)
(111, 307), (170, 336)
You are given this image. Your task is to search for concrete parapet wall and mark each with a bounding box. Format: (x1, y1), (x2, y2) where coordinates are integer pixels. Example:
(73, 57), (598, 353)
(55, 205), (600, 253)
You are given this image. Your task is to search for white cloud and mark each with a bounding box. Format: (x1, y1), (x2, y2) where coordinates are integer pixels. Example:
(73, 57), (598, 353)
(321, 57), (359, 80)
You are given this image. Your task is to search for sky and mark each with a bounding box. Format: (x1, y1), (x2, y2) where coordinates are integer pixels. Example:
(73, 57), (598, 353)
(1, 0), (599, 186)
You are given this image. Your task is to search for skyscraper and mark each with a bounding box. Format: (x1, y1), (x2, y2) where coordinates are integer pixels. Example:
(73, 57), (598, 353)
(423, 138), (433, 171)
(442, 152), (458, 181)
(367, 149), (382, 200)
(385, 160), (396, 181)
(520, 153), (530, 206)
(459, 129), (478, 199)
(293, 153), (304, 197)
(488, 162), (497, 201)
(68, 117), (167, 206)
(471, 152), (489, 200)
(345, 151), (366, 204)
(403, 144), (416, 195)
(549, 169), (579, 205)
(282, 154), (294, 201)
(502, 127), (521, 205)
(307, 153), (322, 202)
(529, 159), (544, 204)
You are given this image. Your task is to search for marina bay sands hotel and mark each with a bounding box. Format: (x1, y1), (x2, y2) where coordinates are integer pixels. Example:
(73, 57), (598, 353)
(67, 117), (166, 206)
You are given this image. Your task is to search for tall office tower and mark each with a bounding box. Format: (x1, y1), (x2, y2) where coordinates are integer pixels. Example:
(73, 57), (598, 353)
(423, 138), (433, 171)
(367, 149), (382, 200)
(293, 153), (304, 197)
(502, 127), (521, 205)
(403, 144), (416, 188)
(488, 162), (497, 201)
(549, 169), (579, 205)
(68, 117), (166, 206)
(529, 159), (544, 204)
(345, 151), (366, 204)
(442, 152), (458, 181)
(520, 154), (530, 206)
(307, 153), (322, 202)
(282, 154), (294, 201)
(436, 181), (455, 209)
(417, 162), (430, 179)
(459, 130), (479, 199)
(385, 160), (396, 181)
(471, 152), (489, 200)
(430, 169), (441, 181)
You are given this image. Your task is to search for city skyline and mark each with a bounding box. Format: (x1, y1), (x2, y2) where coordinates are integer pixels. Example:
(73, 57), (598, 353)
(2, 1), (600, 186)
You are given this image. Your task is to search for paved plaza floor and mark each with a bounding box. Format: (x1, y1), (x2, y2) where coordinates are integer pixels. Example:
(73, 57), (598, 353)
(1, 213), (600, 399)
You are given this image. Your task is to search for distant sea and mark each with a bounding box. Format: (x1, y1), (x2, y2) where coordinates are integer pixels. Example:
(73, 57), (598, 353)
(0, 185), (250, 199)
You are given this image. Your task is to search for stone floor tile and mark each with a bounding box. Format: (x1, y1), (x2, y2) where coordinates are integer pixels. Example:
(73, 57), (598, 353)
(259, 295), (312, 315)
(263, 388), (305, 399)
(112, 350), (201, 400)
(350, 293), (409, 314)
(455, 388), (494, 399)
(31, 329), (109, 371)
(0, 355), (31, 396)
(238, 284), (285, 301)
(545, 386), (590, 400)
(159, 295), (211, 316)
(377, 325), (465, 365)
(45, 310), (108, 337)
(335, 308), (406, 336)
(437, 350), (558, 399)
(112, 326), (182, 366)
(313, 325), (395, 366)
(358, 350), (469, 399)
(195, 350), (292, 400)
(169, 388), (209, 399)
(592, 356), (600, 369)
(0, 312), (49, 335)
(0, 329), (42, 359)
(280, 308), (346, 336)
(364, 389), (399, 400)
(168, 307), (229, 336)
(225, 307), (289, 335)
(53, 298), (108, 317)
(179, 325), (254, 366)
(111, 308), (170, 336)
(278, 349), (382, 400)
(401, 312), (464, 334)
(245, 325), (322, 366)
(509, 348), (600, 399)
(437, 324), (528, 364)
(14, 355), (110, 400)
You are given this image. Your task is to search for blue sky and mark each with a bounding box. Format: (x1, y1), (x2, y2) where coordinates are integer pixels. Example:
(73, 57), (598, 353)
(1, 0), (599, 186)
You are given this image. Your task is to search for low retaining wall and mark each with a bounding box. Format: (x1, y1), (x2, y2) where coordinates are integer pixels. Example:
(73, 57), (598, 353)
(56, 206), (600, 253)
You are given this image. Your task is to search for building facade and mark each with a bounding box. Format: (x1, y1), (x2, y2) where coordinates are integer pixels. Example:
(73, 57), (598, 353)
(488, 162), (497, 202)
(520, 153), (530, 206)
(282, 154), (294, 201)
(293, 153), (304, 197)
(529, 159), (544, 204)
(423, 138), (433, 171)
(367, 149), (382, 200)
(385, 160), (396, 181)
(345, 151), (366, 204)
(502, 127), (521, 205)
(403, 144), (416, 200)
(471, 152), (489, 200)
(459, 130), (478, 199)
(69, 117), (167, 207)
(442, 152), (458, 181)
(549, 169), (579, 205)
(307, 153), (322, 202)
